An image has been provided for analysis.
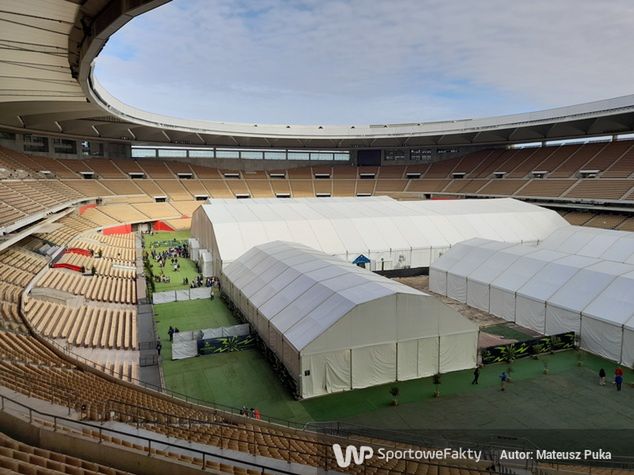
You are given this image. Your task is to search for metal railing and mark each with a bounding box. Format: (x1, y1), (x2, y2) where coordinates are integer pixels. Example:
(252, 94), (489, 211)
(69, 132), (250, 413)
(0, 390), (517, 475)
(0, 392), (297, 475)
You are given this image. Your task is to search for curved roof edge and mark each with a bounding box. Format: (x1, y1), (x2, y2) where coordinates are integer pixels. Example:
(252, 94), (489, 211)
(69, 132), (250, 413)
(1, 0), (634, 148)
(88, 76), (634, 140)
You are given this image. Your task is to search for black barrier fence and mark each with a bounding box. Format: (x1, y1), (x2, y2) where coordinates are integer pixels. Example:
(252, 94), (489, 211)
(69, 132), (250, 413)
(481, 332), (576, 365)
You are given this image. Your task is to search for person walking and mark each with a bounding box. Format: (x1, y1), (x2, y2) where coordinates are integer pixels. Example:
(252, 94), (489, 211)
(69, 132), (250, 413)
(499, 371), (508, 391)
(472, 366), (480, 385)
(156, 339), (162, 356)
(168, 326), (174, 342)
(599, 368), (606, 386)
(615, 367), (624, 391)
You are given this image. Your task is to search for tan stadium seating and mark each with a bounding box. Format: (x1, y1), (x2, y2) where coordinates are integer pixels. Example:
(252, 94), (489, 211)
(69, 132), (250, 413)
(516, 179), (577, 198)
(549, 143), (608, 177)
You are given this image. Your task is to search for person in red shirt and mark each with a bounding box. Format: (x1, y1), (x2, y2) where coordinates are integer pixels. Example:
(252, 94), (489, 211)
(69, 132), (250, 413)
(615, 367), (624, 377)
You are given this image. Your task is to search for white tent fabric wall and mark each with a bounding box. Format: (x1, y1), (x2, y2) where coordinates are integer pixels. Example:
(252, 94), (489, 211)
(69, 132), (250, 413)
(544, 261), (633, 336)
(428, 239), (498, 296)
(514, 254), (598, 333)
(191, 196), (568, 274)
(622, 317), (634, 368)
(580, 271), (634, 363)
(221, 240), (478, 399)
(198, 249), (213, 277)
(429, 237), (634, 366)
(465, 245), (536, 313)
(488, 249), (566, 322)
(445, 240), (515, 303)
(188, 237), (200, 260)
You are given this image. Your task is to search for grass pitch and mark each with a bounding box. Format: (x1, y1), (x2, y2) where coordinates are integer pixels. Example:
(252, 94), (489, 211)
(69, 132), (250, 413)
(154, 298), (634, 448)
(144, 230), (198, 292)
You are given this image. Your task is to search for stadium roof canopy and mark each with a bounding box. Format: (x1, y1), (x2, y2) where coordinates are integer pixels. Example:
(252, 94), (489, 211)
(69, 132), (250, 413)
(190, 196), (568, 273)
(2, 0), (634, 148)
(221, 240), (478, 398)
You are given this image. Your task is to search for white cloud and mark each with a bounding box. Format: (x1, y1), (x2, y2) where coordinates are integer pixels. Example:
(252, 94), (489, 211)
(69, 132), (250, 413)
(95, 0), (634, 125)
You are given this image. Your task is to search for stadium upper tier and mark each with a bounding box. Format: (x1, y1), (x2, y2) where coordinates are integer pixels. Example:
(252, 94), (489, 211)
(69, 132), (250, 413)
(1, 1), (634, 148)
(1, 141), (634, 234)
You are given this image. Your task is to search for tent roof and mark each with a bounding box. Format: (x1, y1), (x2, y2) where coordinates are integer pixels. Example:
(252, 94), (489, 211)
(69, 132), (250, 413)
(223, 240), (474, 352)
(196, 196), (568, 264)
(445, 239), (515, 277)
(433, 236), (634, 328)
(546, 261), (634, 313)
(488, 248), (568, 292)
(466, 244), (538, 285)
(540, 226), (634, 263)
(582, 270), (634, 325)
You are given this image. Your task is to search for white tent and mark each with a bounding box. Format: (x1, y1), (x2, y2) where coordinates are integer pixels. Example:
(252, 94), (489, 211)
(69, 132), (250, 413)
(623, 316), (634, 368)
(514, 254), (598, 333)
(539, 226), (634, 263)
(580, 270), (634, 363)
(465, 244), (536, 313)
(544, 261), (632, 336)
(429, 239), (499, 296)
(191, 196), (568, 275)
(444, 240), (515, 303)
(430, 237), (634, 366)
(488, 249), (565, 322)
(221, 240), (478, 398)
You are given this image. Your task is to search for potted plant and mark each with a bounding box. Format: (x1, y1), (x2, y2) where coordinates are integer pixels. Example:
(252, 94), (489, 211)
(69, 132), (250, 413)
(389, 387), (400, 406)
(433, 373), (441, 398)
(543, 360), (549, 375)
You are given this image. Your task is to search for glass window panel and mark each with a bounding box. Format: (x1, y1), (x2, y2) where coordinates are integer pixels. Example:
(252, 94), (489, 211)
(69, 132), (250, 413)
(131, 148), (156, 158)
(216, 149), (240, 158)
(158, 149), (187, 157)
(264, 151), (286, 160)
(188, 150), (214, 158)
(240, 150), (264, 159)
(288, 152), (310, 160)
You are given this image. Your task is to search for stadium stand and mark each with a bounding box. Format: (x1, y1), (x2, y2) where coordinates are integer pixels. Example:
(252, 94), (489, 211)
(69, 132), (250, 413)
(0, 430), (135, 475)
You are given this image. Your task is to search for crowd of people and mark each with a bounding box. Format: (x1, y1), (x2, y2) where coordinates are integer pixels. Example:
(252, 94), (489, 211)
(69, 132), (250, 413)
(240, 406), (261, 419)
(146, 243), (192, 283)
(187, 274), (218, 289)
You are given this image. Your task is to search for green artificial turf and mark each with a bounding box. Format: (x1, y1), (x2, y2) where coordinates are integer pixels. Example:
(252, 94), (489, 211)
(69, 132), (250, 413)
(153, 300), (634, 439)
(144, 230), (199, 292)
(483, 323), (536, 340)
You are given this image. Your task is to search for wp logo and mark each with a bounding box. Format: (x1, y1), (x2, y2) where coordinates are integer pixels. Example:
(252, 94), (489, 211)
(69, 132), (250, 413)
(332, 444), (374, 468)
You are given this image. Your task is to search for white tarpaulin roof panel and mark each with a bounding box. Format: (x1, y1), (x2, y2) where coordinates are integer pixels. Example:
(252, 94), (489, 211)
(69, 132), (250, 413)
(192, 196), (568, 268)
(468, 244), (537, 285)
(446, 240), (515, 278)
(516, 254), (599, 301)
(489, 249), (567, 293)
(540, 226), (634, 263)
(582, 270), (634, 325)
(547, 261), (634, 313)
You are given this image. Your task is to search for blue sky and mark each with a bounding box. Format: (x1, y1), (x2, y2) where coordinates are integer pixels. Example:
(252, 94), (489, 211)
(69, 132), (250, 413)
(94, 0), (634, 125)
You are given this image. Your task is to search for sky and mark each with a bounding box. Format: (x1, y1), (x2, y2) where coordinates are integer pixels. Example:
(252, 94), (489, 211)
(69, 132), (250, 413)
(94, 0), (634, 126)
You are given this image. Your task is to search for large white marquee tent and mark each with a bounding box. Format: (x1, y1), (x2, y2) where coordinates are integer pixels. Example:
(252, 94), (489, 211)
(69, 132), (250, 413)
(221, 240), (478, 398)
(191, 196), (567, 274)
(430, 238), (634, 367)
(539, 226), (634, 263)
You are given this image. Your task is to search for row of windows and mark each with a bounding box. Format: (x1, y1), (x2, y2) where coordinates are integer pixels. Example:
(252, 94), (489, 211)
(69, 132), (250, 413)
(385, 148), (454, 162)
(132, 147), (350, 161)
